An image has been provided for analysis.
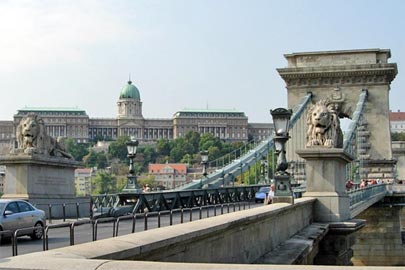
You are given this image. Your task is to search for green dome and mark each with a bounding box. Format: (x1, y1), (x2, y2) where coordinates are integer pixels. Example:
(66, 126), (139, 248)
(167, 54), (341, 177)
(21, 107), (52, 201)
(119, 81), (140, 100)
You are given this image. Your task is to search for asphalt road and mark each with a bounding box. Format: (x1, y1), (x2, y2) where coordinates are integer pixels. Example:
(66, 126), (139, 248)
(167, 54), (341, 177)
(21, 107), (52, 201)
(0, 202), (261, 259)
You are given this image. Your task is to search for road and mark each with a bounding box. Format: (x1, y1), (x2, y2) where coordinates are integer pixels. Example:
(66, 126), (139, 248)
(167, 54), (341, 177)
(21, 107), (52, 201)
(0, 202), (261, 259)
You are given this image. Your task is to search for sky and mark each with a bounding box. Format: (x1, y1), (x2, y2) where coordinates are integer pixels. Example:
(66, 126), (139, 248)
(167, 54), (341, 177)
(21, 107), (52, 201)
(0, 0), (404, 123)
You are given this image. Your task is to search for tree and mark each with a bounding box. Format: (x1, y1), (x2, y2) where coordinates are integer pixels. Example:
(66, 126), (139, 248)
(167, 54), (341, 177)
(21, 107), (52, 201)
(83, 150), (108, 169)
(156, 139), (171, 156)
(64, 138), (90, 161)
(208, 146), (221, 161)
(140, 145), (157, 168)
(96, 152), (108, 169)
(199, 133), (222, 151)
(392, 132), (405, 141)
(109, 135), (130, 161)
(92, 171), (116, 194)
(184, 131), (200, 153)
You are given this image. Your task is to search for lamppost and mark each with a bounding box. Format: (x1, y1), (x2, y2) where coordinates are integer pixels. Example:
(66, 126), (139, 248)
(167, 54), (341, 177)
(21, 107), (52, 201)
(260, 158), (267, 184)
(122, 137), (142, 193)
(200, 150), (209, 189)
(270, 108), (294, 204)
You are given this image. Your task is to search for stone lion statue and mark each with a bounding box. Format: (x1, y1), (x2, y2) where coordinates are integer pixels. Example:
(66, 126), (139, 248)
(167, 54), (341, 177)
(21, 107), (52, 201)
(16, 114), (73, 159)
(306, 99), (343, 148)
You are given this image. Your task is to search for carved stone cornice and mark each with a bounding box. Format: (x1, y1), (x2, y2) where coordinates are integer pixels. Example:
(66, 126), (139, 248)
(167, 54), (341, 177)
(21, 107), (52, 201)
(277, 64), (397, 88)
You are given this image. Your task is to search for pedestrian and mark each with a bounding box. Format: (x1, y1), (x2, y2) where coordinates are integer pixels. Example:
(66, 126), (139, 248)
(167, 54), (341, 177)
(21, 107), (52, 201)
(265, 184), (275, 204)
(360, 179), (367, 188)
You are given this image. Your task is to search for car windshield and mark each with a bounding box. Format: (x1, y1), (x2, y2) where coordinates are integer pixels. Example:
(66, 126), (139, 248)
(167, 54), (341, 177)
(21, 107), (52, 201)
(258, 187), (270, 193)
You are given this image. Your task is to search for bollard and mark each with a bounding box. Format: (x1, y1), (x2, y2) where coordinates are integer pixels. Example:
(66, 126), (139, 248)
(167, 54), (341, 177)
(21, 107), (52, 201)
(170, 210), (173, 225)
(76, 202), (80, 220)
(199, 206), (202, 219)
(144, 213), (148, 231)
(62, 203), (66, 222)
(189, 208), (193, 222)
(214, 205), (217, 216)
(221, 204), (224, 215)
(132, 214), (136, 233)
(70, 223), (75, 245)
(48, 204), (52, 224)
(180, 208), (184, 224)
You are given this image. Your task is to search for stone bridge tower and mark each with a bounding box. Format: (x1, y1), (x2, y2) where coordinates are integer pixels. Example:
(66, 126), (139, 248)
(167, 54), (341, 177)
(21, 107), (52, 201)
(277, 49), (398, 182)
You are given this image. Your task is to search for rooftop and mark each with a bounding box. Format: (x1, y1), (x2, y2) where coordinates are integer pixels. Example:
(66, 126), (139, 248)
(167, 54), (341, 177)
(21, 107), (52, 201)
(390, 111), (405, 121)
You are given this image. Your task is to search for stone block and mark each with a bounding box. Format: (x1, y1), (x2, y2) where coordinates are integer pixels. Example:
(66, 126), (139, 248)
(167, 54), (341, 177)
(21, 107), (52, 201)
(0, 154), (80, 199)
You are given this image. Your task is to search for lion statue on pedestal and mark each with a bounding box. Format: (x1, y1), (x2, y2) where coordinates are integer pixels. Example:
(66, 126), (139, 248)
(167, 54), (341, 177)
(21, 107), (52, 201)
(306, 99), (343, 148)
(16, 114), (73, 159)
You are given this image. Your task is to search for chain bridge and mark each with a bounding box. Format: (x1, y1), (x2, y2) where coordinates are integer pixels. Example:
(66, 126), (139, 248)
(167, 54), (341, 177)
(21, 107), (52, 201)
(2, 49), (404, 269)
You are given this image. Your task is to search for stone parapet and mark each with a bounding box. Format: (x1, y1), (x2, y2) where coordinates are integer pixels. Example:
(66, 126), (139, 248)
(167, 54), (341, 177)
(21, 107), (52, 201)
(0, 198), (315, 268)
(0, 154), (81, 200)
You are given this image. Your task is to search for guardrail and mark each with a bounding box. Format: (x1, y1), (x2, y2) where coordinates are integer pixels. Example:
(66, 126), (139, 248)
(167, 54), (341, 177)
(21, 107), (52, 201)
(34, 202), (85, 223)
(13, 226), (45, 256)
(348, 183), (388, 207)
(2, 201), (252, 257)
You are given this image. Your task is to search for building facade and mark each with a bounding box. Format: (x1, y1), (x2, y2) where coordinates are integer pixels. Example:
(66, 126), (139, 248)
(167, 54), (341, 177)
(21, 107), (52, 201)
(148, 163), (188, 189)
(74, 168), (93, 196)
(173, 109), (249, 141)
(0, 80), (273, 149)
(390, 110), (405, 133)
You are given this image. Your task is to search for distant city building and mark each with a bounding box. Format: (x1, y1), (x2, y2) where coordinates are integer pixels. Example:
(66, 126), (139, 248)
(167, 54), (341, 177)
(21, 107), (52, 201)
(390, 110), (405, 133)
(0, 80), (273, 149)
(74, 168), (93, 196)
(173, 109), (249, 141)
(148, 163), (188, 189)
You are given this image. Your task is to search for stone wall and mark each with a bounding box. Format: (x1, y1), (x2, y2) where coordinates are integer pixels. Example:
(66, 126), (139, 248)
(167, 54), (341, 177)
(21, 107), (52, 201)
(0, 198), (315, 269)
(352, 202), (405, 266)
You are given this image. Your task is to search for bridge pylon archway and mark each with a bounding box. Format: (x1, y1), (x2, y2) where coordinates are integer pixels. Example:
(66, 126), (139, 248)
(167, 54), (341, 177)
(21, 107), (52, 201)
(277, 49), (398, 182)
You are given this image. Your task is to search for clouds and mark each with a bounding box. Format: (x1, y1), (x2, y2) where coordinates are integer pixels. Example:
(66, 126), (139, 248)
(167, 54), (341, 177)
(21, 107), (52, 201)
(0, 1), (135, 73)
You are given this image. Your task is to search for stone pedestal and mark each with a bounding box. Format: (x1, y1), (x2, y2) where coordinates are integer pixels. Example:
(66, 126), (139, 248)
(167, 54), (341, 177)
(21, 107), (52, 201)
(297, 148), (353, 222)
(273, 173), (294, 204)
(0, 154), (80, 200)
(315, 219), (365, 265)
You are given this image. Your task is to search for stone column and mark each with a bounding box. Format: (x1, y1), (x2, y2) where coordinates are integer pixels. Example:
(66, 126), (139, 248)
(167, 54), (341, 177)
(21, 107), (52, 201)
(296, 148), (353, 222)
(297, 148), (366, 265)
(314, 220), (365, 265)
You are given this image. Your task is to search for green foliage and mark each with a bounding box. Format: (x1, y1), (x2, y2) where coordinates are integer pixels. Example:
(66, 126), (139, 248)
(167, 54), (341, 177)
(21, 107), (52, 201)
(156, 139), (171, 156)
(92, 171), (116, 194)
(139, 145), (157, 167)
(199, 133), (222, 151)
(83, 150), (108, 169)
(138, 175), (155, 189)
(108, 136), (130, 160)
(184, 131), (200, 153)
(391, 132), (405, 141)
(64, 138), (90, 161)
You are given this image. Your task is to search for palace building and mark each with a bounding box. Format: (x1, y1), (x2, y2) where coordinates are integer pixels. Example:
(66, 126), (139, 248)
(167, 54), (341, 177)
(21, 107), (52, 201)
(0, 80), (272, 152)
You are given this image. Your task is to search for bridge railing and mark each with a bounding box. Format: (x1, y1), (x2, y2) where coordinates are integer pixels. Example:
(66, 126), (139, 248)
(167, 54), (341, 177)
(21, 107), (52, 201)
(176, 92), (313, 190)
(347, 183), (388, 207)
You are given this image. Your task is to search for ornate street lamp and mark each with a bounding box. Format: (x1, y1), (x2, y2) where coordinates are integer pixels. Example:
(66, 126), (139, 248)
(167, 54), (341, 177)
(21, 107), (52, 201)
(122, 137), (142, 193)
(270, 108), (294, 204)
(200, 150), (209, 189)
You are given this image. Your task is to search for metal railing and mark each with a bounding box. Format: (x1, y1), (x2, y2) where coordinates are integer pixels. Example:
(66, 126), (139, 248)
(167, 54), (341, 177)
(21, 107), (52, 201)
(175, 93), (313, 190)
(348, 183), (388, 207)
(3, 200), (252, 256)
